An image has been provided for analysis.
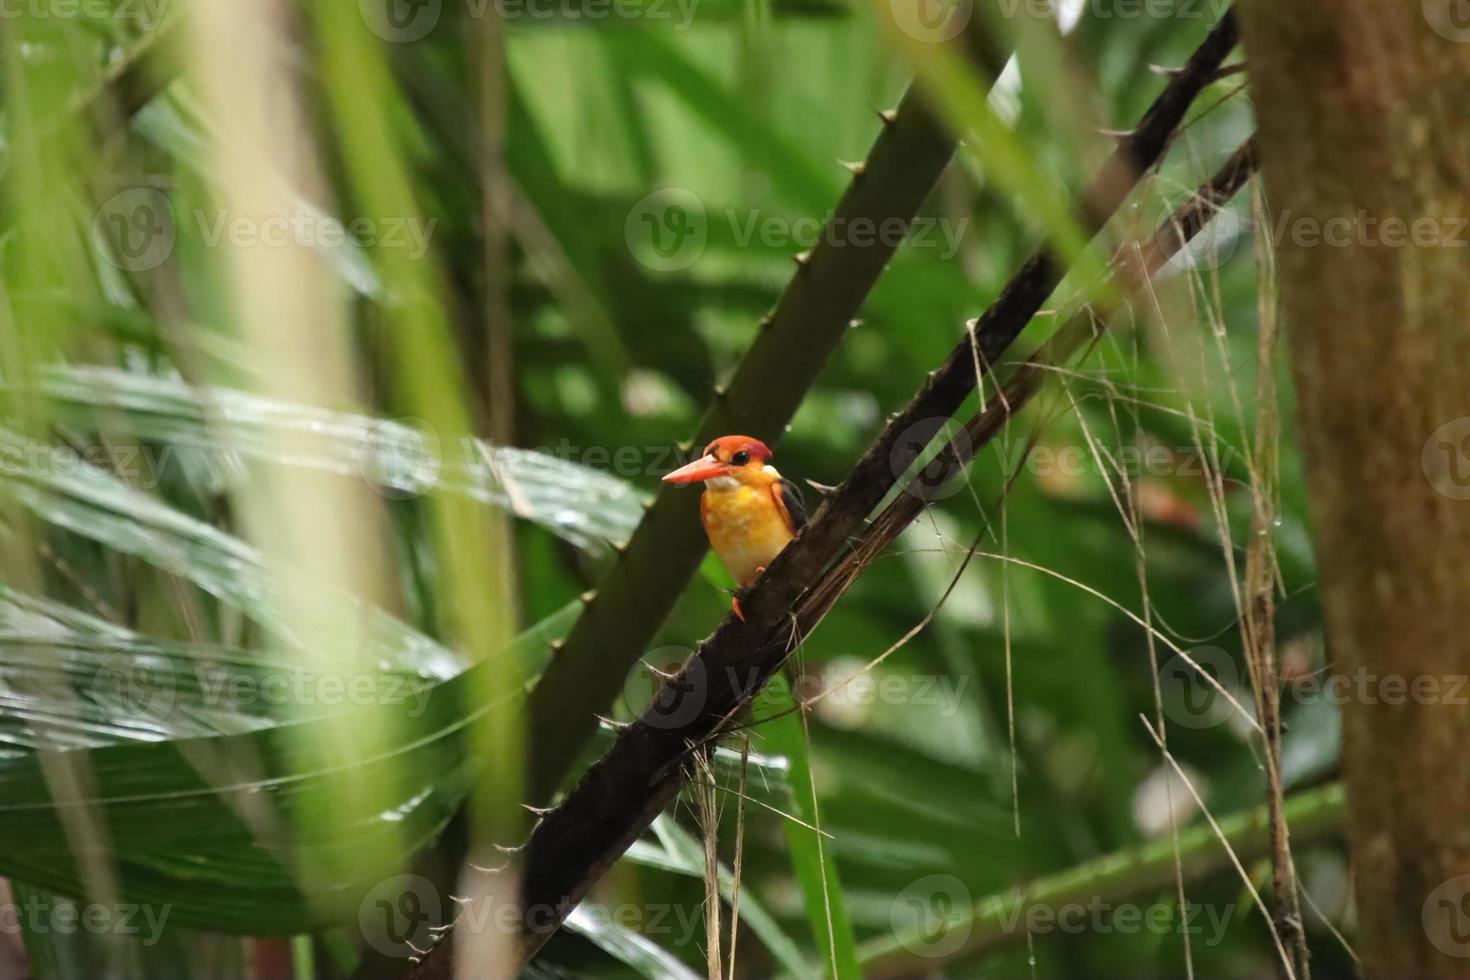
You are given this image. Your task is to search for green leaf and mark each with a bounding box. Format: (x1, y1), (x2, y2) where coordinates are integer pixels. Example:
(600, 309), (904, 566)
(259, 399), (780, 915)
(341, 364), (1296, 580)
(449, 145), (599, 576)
(0, 423), (464, 677)
(757, 677), (860, 979)
(38, 365), (645, 553)
(0, 592), (580, 933)
(565, 904), (701, 980)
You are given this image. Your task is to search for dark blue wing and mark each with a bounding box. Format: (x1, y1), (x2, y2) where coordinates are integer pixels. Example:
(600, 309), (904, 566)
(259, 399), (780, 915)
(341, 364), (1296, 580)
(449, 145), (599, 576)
(772, 478), (808, 534)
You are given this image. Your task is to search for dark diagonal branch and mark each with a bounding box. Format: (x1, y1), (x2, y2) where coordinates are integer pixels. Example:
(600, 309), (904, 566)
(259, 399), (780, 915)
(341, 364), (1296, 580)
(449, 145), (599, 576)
(836, 141), (1258, 587)
(525, 41), (1000, 805)
(399, 14), (1242, 976)
(511, 133), (1255, 975)
(423, 19), (1244, 978)
(377, 37), (977, 980)
(530, 5), (1236, 811)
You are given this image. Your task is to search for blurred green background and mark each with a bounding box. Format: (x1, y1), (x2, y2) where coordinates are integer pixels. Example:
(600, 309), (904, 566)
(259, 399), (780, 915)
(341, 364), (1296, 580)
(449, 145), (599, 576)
(0, 0), (1347, 977)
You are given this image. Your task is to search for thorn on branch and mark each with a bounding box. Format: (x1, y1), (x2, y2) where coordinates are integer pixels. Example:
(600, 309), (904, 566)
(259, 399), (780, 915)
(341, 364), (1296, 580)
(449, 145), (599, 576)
(643, 661), (678, 681)
(1150, 60), (1246, 82)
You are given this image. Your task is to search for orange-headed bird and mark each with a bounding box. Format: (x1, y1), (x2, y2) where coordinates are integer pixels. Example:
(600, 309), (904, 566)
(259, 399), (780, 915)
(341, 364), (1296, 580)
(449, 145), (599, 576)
(662, 435), (807, 619)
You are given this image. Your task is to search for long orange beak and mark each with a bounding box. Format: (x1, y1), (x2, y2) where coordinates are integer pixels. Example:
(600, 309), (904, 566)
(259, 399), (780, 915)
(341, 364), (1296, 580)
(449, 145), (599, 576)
(662, 453), (730, 484)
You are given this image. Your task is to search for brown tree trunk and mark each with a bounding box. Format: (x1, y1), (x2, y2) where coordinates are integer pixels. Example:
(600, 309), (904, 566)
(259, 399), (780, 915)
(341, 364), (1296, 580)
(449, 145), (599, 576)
(1239, 2), (1470, 974)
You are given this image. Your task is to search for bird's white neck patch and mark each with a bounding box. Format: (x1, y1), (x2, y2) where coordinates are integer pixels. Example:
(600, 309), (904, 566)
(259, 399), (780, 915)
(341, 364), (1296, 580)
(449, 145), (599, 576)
(706, 475), (741, 492)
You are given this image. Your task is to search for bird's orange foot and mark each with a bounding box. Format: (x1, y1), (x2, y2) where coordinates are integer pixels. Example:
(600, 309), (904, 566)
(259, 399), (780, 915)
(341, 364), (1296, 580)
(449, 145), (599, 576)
(731, 567), (767, 623)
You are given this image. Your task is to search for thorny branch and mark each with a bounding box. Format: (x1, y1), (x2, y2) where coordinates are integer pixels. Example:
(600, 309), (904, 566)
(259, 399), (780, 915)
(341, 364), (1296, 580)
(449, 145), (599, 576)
(404, 11), (1242, 977)
(490, 135), (1252, 975)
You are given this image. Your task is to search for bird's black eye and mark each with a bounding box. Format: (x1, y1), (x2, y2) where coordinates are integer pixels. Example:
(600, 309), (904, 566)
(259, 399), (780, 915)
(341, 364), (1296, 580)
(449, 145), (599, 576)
(731, 450), (750, 466)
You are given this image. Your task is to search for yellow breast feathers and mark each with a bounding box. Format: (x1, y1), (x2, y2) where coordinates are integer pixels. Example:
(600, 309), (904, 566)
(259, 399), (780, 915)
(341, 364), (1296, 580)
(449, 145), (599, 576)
(700, 473), (796, 587)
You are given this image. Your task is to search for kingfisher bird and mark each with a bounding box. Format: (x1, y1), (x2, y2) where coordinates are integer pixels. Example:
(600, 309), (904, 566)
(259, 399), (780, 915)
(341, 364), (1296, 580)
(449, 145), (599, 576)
(662, 435), (807, 620)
